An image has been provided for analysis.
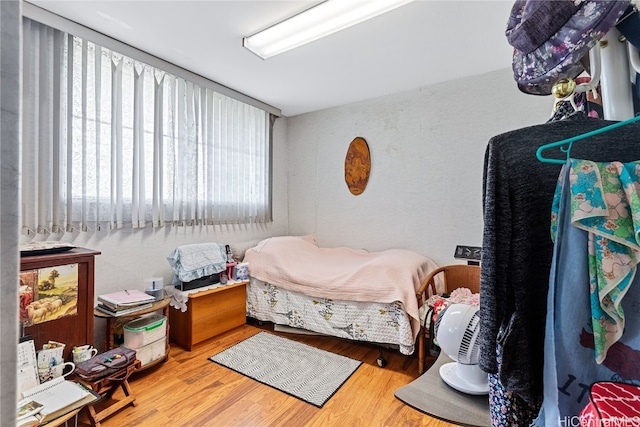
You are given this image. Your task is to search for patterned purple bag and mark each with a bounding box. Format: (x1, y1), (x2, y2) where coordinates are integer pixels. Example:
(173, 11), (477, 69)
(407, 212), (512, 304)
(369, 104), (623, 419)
(506, 0), (629, 95)
(74, 347), (136, 381)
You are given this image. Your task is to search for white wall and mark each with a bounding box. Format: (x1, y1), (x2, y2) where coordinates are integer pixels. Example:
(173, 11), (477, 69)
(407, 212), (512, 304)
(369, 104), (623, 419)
(286, 68), (551, 266)
(1, 1), (21, 422)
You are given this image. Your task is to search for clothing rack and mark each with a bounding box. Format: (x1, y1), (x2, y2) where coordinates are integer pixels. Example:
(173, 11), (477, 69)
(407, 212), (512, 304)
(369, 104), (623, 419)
(542, 27), (640, 163)
(594, 27), (637, 120)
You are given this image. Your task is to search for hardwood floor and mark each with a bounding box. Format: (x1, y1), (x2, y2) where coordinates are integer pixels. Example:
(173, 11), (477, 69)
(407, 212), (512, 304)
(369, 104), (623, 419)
(80, 322), (461, 427)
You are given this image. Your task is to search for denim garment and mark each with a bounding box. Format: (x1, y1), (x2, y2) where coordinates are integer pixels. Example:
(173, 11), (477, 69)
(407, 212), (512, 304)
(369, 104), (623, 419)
(534, 161), (640, 426)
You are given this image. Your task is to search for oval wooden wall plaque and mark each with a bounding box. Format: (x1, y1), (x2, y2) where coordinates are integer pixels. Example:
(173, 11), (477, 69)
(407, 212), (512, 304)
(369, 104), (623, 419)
(344, 137), (371, 195)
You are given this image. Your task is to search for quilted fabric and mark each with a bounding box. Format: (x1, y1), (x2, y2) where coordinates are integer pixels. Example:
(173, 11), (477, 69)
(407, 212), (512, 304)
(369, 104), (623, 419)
(166, 242), (226, 284)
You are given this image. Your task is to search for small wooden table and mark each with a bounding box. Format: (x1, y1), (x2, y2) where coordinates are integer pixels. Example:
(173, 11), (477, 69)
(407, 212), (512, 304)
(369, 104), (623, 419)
(73, 359), (141, 427)
(94, 297), (170, 350)
(94, 297), (170, 371)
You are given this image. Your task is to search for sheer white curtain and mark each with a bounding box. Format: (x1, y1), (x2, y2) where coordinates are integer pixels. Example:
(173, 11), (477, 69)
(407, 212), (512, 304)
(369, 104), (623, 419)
(22, 18), (271, 235)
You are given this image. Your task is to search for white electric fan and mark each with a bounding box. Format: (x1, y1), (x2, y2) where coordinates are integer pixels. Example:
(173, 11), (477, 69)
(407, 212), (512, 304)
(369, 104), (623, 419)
(434, 303), (489, 395)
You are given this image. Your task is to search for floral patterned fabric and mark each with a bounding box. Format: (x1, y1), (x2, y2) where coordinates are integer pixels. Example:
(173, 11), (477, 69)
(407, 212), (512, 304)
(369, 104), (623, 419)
(246, 278), (415, 355)
(551, 159), (640, 364)
(419, 287), (480, 329)
(489, 344), (541, 427)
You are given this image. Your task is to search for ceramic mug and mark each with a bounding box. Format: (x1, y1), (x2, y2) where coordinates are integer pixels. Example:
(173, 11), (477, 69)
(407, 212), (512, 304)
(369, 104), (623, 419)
(73, 347), (97, 364)
(37, 366), (54, 383)
(38, 361), (74, 383)
(73, 344), (92, 352)
(51, 361), (75, 378)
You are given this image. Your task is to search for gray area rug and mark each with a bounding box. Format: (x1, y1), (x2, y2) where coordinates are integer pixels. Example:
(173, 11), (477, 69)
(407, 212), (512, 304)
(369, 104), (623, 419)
(394, 353), (490, 427)
(209, 331), (362, 407)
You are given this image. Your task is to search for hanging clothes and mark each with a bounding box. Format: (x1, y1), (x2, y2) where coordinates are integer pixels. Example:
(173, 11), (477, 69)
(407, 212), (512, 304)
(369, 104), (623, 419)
(534, 159), (640, 426)
(480, 115), (640, 425)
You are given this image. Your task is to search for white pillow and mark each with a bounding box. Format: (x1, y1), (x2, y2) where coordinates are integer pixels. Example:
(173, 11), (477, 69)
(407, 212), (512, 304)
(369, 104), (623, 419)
(229, 240), (262, 262)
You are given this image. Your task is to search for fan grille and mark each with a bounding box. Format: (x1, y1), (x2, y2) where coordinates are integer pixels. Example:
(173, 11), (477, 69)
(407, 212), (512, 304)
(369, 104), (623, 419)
(434, 305), (482, 365)
(458, 311), (481, 364)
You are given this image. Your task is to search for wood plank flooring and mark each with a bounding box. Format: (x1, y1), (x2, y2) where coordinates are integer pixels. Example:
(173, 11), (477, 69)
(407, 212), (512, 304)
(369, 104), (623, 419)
(79, 322), (461, 427)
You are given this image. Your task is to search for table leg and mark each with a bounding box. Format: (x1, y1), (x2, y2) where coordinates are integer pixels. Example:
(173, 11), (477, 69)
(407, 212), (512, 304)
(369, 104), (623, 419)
(86, 404), (101, 427)
(80, 360), (141, 426)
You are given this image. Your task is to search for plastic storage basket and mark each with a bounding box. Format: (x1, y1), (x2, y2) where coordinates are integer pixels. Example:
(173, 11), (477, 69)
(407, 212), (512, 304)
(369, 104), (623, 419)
(123, 314), (166, 349)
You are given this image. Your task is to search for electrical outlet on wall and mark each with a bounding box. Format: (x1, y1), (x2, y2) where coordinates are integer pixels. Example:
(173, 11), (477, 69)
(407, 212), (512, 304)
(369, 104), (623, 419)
(454, 245), (482, 261)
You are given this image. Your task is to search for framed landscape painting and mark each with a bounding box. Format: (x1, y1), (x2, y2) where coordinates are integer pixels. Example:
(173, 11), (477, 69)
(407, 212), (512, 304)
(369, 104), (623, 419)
(19, 263), (79, 326)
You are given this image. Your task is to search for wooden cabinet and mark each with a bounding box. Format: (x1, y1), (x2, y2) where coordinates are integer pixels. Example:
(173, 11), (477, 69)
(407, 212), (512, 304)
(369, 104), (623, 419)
(170, 281), (247, 350)
(20, 247), (100, 361)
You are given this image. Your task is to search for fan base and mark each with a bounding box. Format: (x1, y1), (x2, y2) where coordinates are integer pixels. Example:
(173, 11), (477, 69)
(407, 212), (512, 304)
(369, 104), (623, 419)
(439, 362), (489, 395)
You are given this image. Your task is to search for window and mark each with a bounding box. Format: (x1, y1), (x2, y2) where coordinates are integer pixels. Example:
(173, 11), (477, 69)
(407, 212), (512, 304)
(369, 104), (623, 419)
(21, 18), (272, 234)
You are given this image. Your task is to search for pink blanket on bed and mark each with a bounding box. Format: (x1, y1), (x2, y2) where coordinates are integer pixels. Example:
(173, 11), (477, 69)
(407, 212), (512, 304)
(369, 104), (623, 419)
(243, 235), (439, 340)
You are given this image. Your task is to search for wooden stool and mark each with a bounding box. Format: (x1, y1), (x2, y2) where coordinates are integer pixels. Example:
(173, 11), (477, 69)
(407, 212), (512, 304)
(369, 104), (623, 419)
(73, 359), (141, 427)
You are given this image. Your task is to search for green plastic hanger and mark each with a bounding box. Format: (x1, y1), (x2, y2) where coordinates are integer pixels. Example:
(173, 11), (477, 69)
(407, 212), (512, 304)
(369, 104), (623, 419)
(536, 115), (640, 164)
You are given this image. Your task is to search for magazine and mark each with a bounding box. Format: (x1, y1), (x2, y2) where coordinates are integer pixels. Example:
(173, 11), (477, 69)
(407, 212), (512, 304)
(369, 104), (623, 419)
(96, 302), (153, 316)
(97, 289), (155, 308)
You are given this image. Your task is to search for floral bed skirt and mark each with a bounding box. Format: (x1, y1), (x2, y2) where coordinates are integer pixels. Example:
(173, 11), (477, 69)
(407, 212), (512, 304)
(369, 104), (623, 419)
(246, 278), (415, 355)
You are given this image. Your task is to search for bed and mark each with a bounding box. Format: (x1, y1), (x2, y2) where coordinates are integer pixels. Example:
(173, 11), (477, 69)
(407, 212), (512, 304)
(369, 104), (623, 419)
(243, 235), (441, 356)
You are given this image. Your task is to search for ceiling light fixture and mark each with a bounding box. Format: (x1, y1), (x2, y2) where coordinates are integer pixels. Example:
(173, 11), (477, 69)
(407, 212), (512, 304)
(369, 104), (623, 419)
(242, 0), (415, 59)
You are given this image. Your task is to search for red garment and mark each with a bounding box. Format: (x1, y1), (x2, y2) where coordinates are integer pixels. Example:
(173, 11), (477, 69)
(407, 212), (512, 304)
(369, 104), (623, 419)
(580, 382), (640, 426)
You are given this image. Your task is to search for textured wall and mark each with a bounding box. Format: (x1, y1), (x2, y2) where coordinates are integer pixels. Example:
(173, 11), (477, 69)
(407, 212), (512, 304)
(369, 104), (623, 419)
(1, 0), (21, 423)
(286, 68), (551, 265)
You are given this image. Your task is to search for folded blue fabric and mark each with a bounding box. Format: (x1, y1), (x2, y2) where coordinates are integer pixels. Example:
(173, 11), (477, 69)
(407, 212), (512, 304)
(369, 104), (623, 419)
(167, 242), (226, 284)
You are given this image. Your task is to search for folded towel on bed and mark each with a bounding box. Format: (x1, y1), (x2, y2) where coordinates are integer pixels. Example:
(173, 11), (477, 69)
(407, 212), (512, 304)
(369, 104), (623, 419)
(167, 242), (226, 285)
(244, 235), (439, 340)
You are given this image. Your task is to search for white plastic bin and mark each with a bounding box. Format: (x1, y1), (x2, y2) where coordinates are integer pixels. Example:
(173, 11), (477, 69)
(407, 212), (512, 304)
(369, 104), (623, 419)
(129, 337), (166, 367)
(123, 314), (166, 349)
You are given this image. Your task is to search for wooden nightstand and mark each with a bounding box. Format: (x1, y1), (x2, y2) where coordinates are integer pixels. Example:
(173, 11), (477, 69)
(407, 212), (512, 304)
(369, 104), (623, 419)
(169, 281), (247, 350)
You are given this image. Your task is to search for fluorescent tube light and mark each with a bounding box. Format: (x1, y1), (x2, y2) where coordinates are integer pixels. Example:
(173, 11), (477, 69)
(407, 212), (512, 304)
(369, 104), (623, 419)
(243, 0), (415, 59)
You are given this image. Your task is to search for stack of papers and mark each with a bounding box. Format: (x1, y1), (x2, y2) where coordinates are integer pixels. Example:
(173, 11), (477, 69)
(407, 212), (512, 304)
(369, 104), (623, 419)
(96, 289), (156, 317)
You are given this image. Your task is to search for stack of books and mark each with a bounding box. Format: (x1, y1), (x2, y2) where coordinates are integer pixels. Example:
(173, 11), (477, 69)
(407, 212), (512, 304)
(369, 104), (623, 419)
(96, 289), (156, 317)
